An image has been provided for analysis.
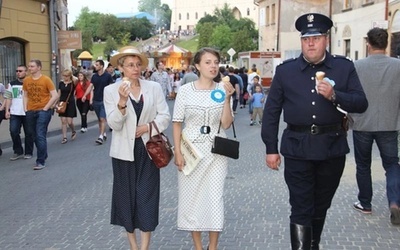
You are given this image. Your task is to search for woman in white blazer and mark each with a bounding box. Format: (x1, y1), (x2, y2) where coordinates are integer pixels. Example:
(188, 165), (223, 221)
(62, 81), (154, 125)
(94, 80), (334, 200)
(104, 46), (170, 250)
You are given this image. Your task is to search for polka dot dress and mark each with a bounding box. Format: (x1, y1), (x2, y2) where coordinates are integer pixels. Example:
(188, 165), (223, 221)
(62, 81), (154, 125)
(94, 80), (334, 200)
(173, 82), (228, 232)
(110, 95), (160, 233)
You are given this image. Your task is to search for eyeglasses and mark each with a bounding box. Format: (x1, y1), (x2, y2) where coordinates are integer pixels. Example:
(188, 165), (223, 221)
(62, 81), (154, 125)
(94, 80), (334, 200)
(62, 75), (70, 77)
(16, 70), (24, 72)
(123, 63), (142, 69)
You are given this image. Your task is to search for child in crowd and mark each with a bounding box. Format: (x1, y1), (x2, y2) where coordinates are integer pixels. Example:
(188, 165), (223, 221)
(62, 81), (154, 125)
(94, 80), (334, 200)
(250, 84), (265, 126)
(248, 75), (262, 124)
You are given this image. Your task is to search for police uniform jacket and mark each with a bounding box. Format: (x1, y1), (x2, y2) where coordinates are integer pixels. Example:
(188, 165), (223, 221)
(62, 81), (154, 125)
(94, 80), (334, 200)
(261, 51), (368, 160)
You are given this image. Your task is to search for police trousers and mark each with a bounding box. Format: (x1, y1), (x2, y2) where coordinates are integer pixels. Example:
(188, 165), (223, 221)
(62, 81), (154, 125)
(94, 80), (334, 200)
(284, 156), (346, 226)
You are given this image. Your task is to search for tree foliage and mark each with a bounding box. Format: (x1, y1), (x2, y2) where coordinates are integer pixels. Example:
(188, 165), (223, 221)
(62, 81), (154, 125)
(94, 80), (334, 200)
(138, 0), (161, 13)
(209, 25), (232, 53)
(197, 23), (214, 50)
(196, 4), (258, 61)
(103, 36), (118, 59)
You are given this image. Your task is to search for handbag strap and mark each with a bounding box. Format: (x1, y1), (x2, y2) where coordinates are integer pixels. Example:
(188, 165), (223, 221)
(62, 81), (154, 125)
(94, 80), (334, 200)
(65, 83), (73, 103)
(149, 121), (162, 138)
(216, 121), (237, 139)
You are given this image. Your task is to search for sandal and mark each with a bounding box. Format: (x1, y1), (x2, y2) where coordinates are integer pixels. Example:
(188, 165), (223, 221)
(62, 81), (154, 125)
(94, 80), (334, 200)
(61, 138), (68, 144)
(71, 131), (77, 140)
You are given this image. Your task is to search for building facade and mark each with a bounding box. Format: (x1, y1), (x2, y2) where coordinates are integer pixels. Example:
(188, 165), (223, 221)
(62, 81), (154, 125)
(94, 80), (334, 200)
(170, 0), (259, 32)
(0, 0), (67, 85)
(255, 0), (391, 61)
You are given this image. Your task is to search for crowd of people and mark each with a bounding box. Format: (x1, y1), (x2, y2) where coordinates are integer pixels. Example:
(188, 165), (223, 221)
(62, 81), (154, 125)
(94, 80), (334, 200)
(0, 12), (400, 250)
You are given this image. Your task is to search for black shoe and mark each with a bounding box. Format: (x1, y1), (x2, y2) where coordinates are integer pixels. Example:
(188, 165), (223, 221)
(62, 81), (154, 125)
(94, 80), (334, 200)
(290, 223), (312, 250)
(353, 201), (372, 214)
(0, 147), (2, 156)
(311, 217), (325, 250)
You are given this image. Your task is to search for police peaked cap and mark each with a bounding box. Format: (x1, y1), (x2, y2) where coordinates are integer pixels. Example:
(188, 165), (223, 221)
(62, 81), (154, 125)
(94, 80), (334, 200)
(295, 13), (333, 37)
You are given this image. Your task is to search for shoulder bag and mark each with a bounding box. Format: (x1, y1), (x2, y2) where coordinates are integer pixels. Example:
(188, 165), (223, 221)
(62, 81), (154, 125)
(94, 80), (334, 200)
(146, 121), (174, 168)
(211, 121), (240, 159)
(55, 83), (73, 114)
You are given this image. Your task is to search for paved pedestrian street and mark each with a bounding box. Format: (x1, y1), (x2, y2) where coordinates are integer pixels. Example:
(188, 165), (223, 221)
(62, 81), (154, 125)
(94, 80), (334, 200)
(0, 103), (399, 249)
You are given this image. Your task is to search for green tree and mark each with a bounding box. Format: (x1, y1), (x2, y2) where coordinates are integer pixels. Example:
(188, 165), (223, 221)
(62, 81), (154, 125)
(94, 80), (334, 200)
(103, 36), (118, 59)
(197, 14), (218, 26)
(158, 4), (172, 30)
(74, 7), (102, 40)
(197, 22), (214, 50)
(213, 3), (236, 27)
(209, 25), (232, 54)
(128, 18), (154, 40)
(231, 30), (257, 60)
(97, 14), (122, 41)
(138, 0), (161, 13)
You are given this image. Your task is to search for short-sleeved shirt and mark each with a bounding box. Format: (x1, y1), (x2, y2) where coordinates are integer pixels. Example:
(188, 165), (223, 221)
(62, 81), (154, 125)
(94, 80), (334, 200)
(23, 75), (55, 111)
(6, 79), (25, 115)
(91, 72), (113, 102)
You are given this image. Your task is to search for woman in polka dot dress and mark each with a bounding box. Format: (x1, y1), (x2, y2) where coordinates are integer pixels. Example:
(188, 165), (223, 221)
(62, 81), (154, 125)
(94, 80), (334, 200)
(172, 47), (235, 250)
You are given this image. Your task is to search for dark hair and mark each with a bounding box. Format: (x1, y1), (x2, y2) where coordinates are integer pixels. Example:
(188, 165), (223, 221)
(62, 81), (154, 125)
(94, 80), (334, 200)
(174, 72), (180, 81)
(253, 75), (260, 80)
(156, 61), (163, 69)
(78, 71), (89, 89)
(95, 60), (105, 67)
(193, 47), (221, 76)
(193, 47), (220, 65)
(17, 65), (27, 71)
(367, 28), (388, 50)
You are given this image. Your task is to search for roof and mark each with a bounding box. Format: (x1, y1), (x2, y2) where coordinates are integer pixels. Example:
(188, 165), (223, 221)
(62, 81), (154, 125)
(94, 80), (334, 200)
(115, 12), (155, 22)
(156, 44), (189, 53)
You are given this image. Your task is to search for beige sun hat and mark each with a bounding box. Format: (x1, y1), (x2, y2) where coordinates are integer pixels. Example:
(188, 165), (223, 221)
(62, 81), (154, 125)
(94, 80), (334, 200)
(110, 46), (149, 70)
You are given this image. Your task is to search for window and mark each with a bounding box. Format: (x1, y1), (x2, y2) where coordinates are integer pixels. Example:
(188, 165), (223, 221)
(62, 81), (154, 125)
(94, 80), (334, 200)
(247, 8), (250, 16)
(0, 39), (25, 85)
(179, 13), (181, 20)
(187, 13), (189, 20)
(195, 12), (198, 19)
(344, 39), (351, 57)
(266, 6), (270, 25)
(271, 4), (276, 24)
(343, 0), (352, 9)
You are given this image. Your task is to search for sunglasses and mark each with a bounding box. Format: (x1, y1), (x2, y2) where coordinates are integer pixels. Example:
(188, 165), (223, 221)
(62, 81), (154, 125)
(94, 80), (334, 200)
(16, 70), (24, 72)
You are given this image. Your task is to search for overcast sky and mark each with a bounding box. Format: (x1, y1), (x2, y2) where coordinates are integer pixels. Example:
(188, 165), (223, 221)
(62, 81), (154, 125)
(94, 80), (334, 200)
(67, 0), (173, 25)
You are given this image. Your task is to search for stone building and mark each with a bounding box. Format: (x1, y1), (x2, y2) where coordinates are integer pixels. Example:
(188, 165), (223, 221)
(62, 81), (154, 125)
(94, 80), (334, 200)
(170, 0), (259, 32)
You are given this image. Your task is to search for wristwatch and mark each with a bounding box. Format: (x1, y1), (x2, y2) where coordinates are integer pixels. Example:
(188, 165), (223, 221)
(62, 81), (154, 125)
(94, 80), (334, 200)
(117, 104), (127, 110)
(330, 91), (336, 103)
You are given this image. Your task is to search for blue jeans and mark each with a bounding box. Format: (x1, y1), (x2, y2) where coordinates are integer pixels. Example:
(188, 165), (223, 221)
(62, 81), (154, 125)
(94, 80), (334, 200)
(353, 131), (400, 208)
(26, 110), (52, 165)
(10, 114), (34, 155)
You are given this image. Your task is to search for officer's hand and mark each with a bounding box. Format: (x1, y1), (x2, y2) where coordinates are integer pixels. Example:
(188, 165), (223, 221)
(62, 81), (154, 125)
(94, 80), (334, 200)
(266, 154), (281, 171)
(316, 81), (334, 100)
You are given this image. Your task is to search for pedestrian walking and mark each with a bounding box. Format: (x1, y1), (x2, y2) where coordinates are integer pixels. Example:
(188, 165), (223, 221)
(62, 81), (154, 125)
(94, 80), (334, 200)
(23, 59), (59, 170)
(350, 27), (400, 225)
(172, 47), (235, 250)
(82, 60), (114, 145)
(249, 85), (265, 126)
(261, 13), (368, 249)
(104, 46), (170, 250)
(4, 65), (34, 160)
(75, 71), (92, 133)
(57, 69), (77, 144)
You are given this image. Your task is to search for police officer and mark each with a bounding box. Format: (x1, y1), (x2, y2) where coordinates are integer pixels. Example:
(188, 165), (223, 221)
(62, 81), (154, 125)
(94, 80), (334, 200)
(261, 13), (368, 249)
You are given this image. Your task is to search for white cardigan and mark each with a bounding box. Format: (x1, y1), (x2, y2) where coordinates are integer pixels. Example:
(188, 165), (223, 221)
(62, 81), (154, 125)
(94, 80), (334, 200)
(104, 78), (171, 161)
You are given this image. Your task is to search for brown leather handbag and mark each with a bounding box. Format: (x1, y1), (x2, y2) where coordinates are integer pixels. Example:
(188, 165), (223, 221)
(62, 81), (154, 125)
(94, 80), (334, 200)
(146, 121), (174, 168)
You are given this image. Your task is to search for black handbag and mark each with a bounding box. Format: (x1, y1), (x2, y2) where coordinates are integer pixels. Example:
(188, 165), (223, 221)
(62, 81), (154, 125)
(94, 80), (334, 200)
(211, 121), (239, 159)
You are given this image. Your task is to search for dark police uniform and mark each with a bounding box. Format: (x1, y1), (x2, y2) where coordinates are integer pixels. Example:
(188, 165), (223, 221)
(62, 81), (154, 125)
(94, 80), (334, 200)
(261, 13), (368, 250)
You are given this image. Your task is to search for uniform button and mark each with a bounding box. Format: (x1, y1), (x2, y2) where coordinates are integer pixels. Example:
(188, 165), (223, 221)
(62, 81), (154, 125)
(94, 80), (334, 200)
(312, 115), (316, 119)
(312, 101), (316, 105)
(311, 76), (315, 80)
(311, 89), (315, 93)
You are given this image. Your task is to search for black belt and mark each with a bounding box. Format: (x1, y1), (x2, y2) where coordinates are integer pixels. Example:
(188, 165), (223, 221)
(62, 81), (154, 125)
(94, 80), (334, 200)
(287, 124), (342, 135)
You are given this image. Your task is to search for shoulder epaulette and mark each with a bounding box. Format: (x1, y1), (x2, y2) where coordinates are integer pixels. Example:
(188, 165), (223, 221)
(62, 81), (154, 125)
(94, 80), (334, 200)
(332, 54), (353, 62)
(278, 57), (296, 66)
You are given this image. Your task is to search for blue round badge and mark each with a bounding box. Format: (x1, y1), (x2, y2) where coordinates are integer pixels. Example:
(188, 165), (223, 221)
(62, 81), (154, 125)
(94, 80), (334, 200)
(211, 89), (225, 103)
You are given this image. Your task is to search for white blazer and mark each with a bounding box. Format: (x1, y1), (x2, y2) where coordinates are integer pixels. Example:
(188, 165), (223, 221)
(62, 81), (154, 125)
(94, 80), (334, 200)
(104, 78), (171, 161)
